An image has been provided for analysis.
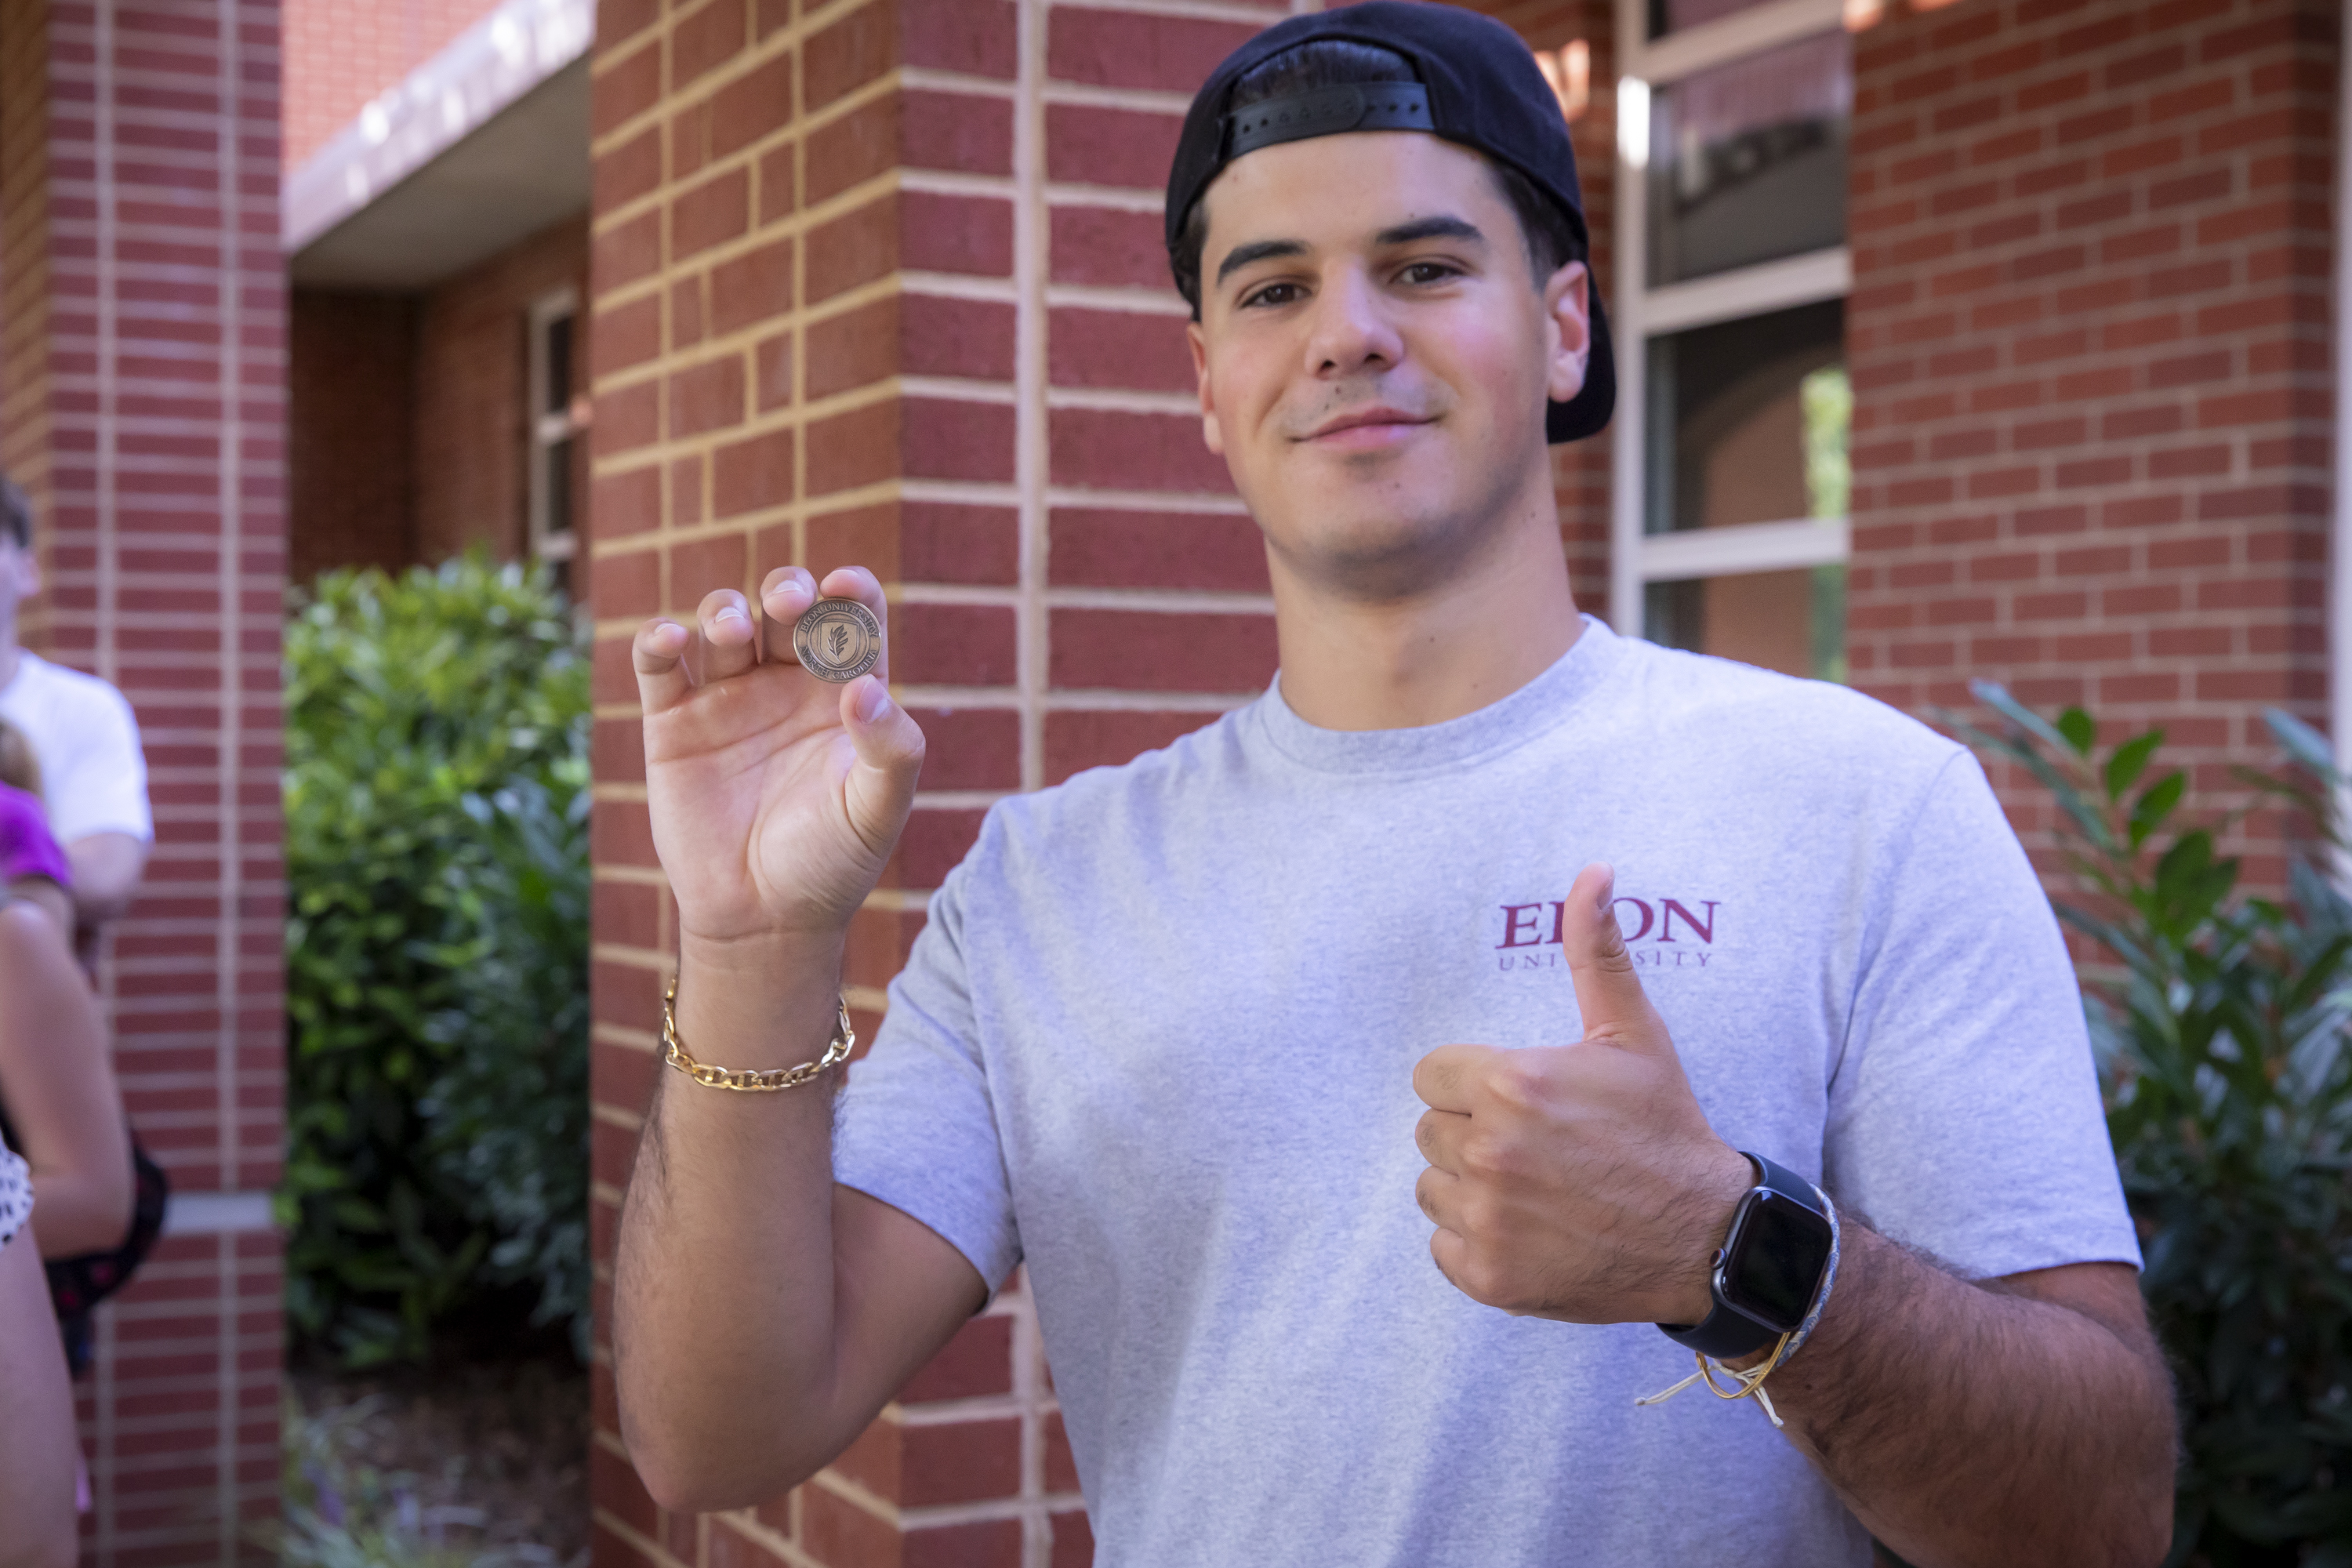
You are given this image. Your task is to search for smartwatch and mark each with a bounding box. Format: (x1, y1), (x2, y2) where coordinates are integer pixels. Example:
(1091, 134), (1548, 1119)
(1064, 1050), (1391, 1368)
(1657, 1152), (1835, 1360)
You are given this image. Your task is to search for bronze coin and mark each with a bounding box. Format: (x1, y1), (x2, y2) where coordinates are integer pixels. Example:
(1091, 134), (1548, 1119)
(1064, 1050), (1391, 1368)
(791, 597), (883, 683)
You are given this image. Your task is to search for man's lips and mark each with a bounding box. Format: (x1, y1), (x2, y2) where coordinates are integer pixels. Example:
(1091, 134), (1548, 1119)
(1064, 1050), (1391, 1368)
(1297, 406), (1435, 444)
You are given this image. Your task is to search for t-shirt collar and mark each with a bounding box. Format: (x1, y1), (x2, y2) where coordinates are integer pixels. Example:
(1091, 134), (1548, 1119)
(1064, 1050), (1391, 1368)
(1249, 615), (1628, 775)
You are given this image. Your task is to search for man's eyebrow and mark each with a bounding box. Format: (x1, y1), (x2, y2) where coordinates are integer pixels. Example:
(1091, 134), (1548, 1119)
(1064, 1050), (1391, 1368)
(1210, 216), (1486, 289)
(1374, 215), (1486, 249)
(1215, 238), (1307, 288)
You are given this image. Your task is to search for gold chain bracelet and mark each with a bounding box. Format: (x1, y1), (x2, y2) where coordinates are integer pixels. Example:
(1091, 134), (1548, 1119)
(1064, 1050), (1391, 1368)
(662, 974), (855, 1092)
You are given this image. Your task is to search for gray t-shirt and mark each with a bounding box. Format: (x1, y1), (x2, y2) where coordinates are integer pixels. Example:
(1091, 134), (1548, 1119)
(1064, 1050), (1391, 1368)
(837, 619), (2137, 1566)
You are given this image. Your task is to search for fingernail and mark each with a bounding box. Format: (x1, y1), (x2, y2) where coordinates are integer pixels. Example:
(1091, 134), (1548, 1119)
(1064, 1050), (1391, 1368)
(855, 680), (891, 723)
(1592, 864), (1615, 915)
(717, 606), (748, 626)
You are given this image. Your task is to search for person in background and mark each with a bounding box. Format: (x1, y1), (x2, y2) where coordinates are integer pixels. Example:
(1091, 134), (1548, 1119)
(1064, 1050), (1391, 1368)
(0, 476), (152, 944)
(0, 1130), (78, 1568)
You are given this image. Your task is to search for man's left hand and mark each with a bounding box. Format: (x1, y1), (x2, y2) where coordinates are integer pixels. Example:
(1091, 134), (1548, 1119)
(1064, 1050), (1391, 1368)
(1412, 861), (1754, 1326)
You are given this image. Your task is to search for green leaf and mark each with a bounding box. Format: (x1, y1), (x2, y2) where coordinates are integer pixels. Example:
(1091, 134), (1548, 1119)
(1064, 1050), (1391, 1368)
(2058, 706), (2096, 756)
(2103, 729), (2165, 802)
(2129, 771), (2187, 850)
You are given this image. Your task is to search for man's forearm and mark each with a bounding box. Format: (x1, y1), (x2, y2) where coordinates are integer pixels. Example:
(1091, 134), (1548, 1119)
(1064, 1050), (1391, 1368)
(1759, 1223), (2174, 1568)
(613, 935), (855, 1510)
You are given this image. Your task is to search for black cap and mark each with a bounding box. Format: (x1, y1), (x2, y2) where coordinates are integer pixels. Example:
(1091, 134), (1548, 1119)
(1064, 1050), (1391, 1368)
(1166, 1), (1614, 445)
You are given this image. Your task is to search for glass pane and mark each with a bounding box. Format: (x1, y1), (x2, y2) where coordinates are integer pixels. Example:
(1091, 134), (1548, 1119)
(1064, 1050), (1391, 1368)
(545, 437), (574, 539)
(1645, 297), (1845, 534)
(1645, 564), (1846, 681)
(546, 314), (575, 414)
(1647, 32), (1849, 285)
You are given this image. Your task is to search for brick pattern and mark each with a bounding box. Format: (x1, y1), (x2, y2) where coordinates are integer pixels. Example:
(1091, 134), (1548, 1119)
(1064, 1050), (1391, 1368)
(0, 1), (289, 1563)
(587, 2), (1627, 1564)
(415, 214), (593, 568)
(280, 0), (505, 169)
(289, 216), (591, 590)
(1846, 0), (2338, 875)
(288, 291), (416, 584)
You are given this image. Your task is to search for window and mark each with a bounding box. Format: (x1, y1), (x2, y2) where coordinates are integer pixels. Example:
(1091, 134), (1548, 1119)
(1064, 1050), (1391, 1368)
(1612, 0), (1853, 681)
(528, 288), (584, 592)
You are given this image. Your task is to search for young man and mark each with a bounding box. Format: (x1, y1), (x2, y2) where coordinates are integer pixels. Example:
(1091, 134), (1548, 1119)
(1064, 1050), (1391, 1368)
(0, 477), (152, 938)
(615, 8), (2174, 1563)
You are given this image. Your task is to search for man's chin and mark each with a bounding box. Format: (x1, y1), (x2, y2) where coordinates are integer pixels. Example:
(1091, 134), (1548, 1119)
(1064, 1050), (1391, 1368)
(1262, 506), (1479, 601)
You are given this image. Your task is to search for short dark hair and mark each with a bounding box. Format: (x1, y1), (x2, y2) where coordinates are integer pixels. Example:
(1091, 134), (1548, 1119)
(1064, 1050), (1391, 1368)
(1167, 39), (1582, 318)
(0, 476), (27, 550)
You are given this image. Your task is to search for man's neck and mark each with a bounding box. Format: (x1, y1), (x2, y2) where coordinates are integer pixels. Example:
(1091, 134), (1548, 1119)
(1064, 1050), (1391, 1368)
(0, 636), (26, 695)
(1267, 489), (1584, 733)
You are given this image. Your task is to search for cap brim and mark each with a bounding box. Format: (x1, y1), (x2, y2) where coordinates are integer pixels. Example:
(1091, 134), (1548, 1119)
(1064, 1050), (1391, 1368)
(1546, 287), (1615, 445)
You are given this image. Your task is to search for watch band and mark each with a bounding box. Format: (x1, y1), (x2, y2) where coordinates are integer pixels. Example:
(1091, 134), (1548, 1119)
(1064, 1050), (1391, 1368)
(1657, 1152), (1826, 1360)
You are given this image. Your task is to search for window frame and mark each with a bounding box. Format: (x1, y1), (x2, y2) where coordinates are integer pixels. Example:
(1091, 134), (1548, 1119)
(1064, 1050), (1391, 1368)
(527, 285), (583, 567)
(1609, 0), (1854, 642)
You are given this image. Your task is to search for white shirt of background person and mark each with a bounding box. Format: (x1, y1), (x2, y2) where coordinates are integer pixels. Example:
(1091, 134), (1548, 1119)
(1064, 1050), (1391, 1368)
(0, 479), (152, 931)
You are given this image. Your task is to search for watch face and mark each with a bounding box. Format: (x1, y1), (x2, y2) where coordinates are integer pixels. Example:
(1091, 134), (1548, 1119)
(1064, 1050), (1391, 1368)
(1720, 1190), (1834, 1330)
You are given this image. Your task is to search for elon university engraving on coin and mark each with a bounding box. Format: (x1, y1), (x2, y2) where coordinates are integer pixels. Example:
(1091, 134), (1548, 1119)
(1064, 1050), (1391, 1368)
(792, 598), (883, 683)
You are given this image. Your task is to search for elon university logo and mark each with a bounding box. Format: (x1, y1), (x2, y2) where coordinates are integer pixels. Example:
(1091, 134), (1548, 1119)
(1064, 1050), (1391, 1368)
(1494, 895), (1722, 972)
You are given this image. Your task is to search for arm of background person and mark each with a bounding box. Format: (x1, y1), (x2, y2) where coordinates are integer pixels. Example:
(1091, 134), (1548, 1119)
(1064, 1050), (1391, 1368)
(0, 1212), (79, 1568)
(7, 877), (73, 938)
(0, 901), (130, 1254)
(64, 829), (145, 926)
(614, 568), (991, 1514)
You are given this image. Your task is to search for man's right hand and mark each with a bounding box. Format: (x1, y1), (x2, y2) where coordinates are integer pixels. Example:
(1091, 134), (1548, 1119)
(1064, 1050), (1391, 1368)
(633, 565), (925, 950)
(620, 565), (984, 1514)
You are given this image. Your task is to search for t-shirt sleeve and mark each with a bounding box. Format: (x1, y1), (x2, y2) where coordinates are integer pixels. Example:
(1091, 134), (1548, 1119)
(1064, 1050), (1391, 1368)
(42, 681), (151, 844)
(833, 853), (1021, 1293)
(1824, 750), (2141, 1279)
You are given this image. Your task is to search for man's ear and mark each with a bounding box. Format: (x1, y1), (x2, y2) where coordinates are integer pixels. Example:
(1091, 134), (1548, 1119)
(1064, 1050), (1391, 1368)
(1187, 319), (1225, 456)
(9, 545), (38, 600)
(1543, 260), (1592, 407)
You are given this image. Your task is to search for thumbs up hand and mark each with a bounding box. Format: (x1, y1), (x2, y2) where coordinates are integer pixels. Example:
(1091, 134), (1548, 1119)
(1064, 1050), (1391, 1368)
(1411, 862), (1755, 1325)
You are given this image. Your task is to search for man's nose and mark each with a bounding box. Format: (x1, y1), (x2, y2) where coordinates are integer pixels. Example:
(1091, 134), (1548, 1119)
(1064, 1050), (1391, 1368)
(1303, 267), (1403, 379)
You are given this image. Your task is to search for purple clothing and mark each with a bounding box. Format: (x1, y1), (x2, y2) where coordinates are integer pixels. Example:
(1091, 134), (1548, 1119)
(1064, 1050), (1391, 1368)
(0, 785), (71, 889)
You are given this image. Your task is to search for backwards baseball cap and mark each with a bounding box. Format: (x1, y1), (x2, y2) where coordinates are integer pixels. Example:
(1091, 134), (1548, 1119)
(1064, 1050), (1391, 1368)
(1165, 1), (1615, 445)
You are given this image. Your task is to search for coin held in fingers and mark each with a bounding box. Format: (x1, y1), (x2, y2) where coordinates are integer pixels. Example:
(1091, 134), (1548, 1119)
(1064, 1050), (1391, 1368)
(792, 597), (884, 683)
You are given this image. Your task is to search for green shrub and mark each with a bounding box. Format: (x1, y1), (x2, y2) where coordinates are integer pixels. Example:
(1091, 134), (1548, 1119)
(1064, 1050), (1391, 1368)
(1958, 686), (2352, 1567)
(284, 554), (590, 1367)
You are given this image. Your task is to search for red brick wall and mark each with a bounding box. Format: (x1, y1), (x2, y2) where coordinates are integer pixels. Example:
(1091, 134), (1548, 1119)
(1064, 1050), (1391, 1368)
(415, 213), (591, 565)
(1846, 0), (2339, 873)
(287, 291), (416, 586)
(0, 2), (288, 1563)
(287, 215), (589, 586)
(280, 0), (505, 169)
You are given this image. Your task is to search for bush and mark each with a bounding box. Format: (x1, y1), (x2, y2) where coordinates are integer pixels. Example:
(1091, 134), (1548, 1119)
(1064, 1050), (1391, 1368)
(283, 554), (590, 1367)
(1958, 686), (2352, 1567)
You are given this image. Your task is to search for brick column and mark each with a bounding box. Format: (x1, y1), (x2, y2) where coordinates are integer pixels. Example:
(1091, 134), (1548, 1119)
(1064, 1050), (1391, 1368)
(586, 3), (1617, 1564)
(1846, 0), (2339, 877)
(0, 1), (287, 1563)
